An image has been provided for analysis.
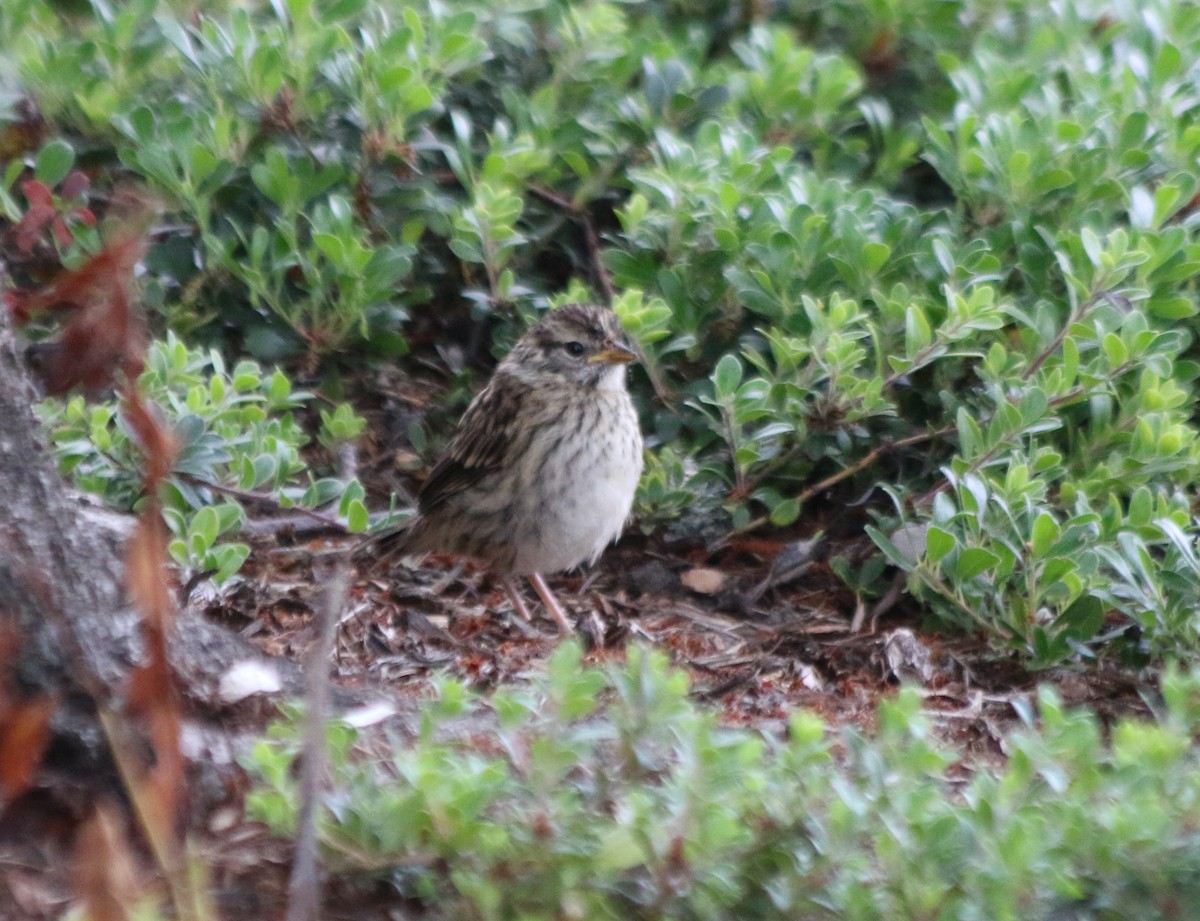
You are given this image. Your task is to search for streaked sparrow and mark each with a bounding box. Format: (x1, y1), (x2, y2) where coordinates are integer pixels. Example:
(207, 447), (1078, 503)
(359, 303), (644, 632)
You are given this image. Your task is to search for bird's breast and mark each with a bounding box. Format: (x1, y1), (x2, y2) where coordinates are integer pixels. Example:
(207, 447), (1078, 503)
(510, 391), (643, 575)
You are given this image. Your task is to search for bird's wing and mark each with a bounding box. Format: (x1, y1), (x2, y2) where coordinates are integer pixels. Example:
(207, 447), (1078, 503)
(417, 371), (528, 512)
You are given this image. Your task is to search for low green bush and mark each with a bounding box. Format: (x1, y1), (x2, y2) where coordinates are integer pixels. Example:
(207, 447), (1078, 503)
(248, 642), (1200, 921)
(38, 335), (368, 580)
(6, 0), (1200, 661)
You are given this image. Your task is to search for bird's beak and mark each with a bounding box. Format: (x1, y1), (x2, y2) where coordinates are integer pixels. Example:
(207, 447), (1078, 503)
(588, 340), (638, 365)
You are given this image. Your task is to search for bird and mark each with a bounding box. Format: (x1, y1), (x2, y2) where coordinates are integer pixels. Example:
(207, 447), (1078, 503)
(358, 303), (644, 632)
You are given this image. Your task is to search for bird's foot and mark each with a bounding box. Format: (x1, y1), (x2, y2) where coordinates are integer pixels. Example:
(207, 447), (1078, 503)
(528, 572), (575, 634)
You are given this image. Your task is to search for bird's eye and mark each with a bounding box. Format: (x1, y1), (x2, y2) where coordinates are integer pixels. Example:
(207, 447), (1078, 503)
(564, 341), (586, 357)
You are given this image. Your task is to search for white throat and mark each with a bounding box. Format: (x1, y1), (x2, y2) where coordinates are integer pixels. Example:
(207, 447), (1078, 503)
(596, 364), (628, 392)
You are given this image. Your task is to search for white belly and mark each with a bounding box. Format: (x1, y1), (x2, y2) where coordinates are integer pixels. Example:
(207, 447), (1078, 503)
(511, 401), (643, 575)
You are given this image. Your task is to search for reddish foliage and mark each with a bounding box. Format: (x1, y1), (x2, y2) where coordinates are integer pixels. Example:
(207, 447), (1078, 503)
(12, 176), (95, 255)
(10, 200), (189, 896)
(861, 31), (901, 81)
(14, 180), (57, 254)
(0, 627), (56, 803)
(59, 170), (90, 201)
(12, 231), (147, 397)
(121, 385), (186, 866)
(0, 696), (56, 802)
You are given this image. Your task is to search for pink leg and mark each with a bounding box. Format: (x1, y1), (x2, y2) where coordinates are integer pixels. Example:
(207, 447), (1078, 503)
(529, 572), (574, 634)
(501, 578), (533, 622)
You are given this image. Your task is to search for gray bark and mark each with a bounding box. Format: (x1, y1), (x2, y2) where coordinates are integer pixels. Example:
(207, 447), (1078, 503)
(0, 308), (315, 798)
(0, 308), (143, 789)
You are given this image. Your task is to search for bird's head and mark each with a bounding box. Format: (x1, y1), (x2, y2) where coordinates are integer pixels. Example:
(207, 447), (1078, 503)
(503, 303), (637, 389)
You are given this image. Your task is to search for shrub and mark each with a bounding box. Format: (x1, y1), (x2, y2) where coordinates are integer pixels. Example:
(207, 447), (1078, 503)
(38, 335), (367, 581)
(247, 643), (1200, 920)
(6, 0), (1200, 660)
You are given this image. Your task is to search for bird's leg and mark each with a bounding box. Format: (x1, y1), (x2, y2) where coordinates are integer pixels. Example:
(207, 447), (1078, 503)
(528, 572), (574, 633)
(501, 578), (534, 622)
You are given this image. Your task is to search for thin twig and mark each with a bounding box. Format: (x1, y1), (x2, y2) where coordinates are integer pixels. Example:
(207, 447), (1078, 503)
(581, 211), (616, 304)
(286, 553), (351, 921)
(527, 184), (573, 211)
(179, 473), (347, 531)
(800, 428), (948, 502)
(729, 289), (1127, 539)
(912, 369), (1131, 507)
(1022, 291), (1110, 381)
(287, 438), (357, 921)
(528, 184), (677, 405)
(528, 185), (616, 304)
(729, 427), (953, 539)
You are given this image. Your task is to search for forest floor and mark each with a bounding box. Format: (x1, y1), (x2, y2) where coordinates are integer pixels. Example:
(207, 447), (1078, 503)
(1, 374), (1156, 921)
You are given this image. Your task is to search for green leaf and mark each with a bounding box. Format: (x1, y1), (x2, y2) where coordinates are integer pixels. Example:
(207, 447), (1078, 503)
(867, 524), (917, 570)
(1128, 486), (1152, 526)
(213, 543), (252, 583)
(956, 407), (982, 457)
(1030, 512), (1060, 558)
(190, 506), (220, 550)
(1147, 295), (1197, 320)
(861, 241), (891, 276)
(1152, 42), (1182, 84)
(252, 454), (279, 488)
(1059, 595), (1104, 641)
(321, 0), (367, 20)
(1101, 332), (1127, 368)
(769, 498), (801, 527)
(313, 232), (345, 263)
(304, 477), (344, 507)
(904, 305), (932, 356)
(925, 526), (955, 564)
(346, 499), (369, 533)
(713, 354), (743, 400)
(1080, 228), (1103, 267)
(955, 547), (999, 580)
(34, 140), (75, 187)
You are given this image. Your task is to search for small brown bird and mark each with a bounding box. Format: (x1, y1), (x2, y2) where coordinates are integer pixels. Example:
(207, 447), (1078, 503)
(360, 303), (644, 631)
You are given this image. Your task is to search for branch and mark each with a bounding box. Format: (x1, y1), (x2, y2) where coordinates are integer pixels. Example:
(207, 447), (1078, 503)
(285, 555), (351, 921)
(179, 474), (348, 531)
(286, 441), (356, 921)
(728, 427), (954, 539)
(729, 289), (1128, 538)
(528, 184), (615, 303)
(1022, 290), (1118, 381)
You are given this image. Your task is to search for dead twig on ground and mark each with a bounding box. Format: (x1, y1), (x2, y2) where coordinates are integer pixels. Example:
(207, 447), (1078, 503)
(179, 473), (348, 532)
(287, 440), (356, 921)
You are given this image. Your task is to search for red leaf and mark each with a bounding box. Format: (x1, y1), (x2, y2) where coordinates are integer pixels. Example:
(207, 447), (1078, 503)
(5, 290), (32, 324)
(20, 179), (52, 208)
(51, 215), (75, 248)
(14, 201), (55, 254)
(124, 510), (184, 852)
(20, 231), (148, 396)
(126, 512), (173, 649)
(60, 169), (91, 200)
(0, 696), (56, 800)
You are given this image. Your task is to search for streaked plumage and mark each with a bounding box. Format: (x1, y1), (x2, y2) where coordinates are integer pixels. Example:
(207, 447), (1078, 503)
(359, 303), (644, 631)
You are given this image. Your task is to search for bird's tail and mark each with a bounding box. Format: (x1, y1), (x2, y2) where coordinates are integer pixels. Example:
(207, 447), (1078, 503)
(352, 517), (424, 568)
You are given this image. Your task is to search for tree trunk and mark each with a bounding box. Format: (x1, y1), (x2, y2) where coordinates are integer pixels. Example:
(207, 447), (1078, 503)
(0, 307), (316, 806)
(0, 306), (143, 791)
